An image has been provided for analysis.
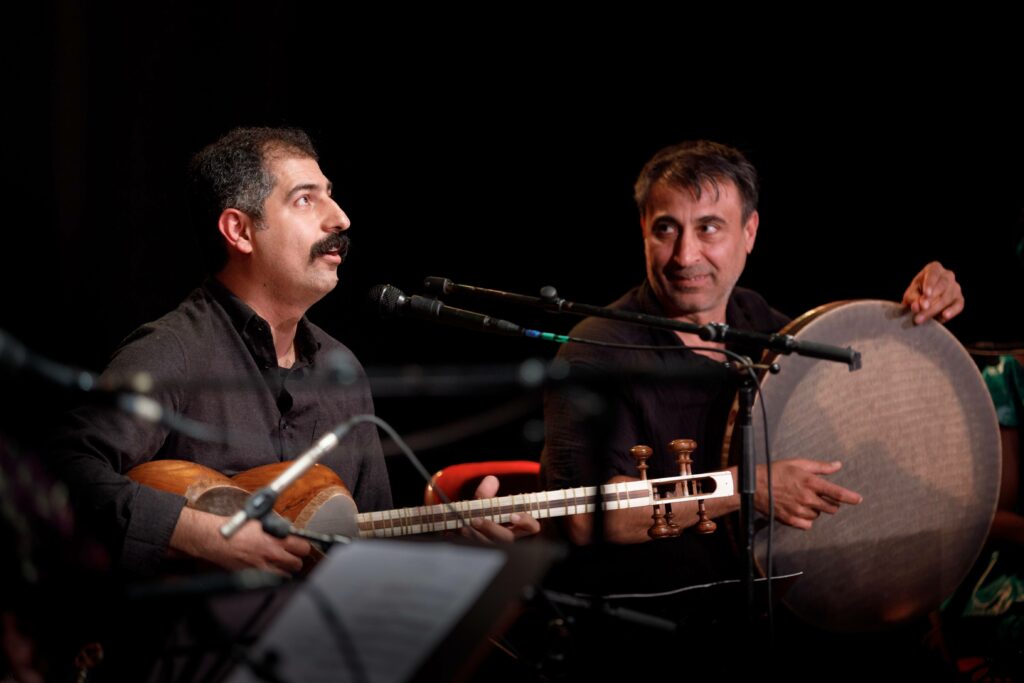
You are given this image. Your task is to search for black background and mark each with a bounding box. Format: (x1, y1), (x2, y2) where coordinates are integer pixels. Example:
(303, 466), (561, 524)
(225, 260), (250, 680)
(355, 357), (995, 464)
(4, 4), (1022, 505)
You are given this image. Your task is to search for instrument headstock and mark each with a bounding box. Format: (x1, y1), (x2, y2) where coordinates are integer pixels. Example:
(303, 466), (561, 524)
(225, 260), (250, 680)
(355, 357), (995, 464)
(634, 438), (718, 539)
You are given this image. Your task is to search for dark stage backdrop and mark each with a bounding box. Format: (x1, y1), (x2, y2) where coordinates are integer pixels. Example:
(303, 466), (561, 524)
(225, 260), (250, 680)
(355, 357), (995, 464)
(4, 4), (1022, 505)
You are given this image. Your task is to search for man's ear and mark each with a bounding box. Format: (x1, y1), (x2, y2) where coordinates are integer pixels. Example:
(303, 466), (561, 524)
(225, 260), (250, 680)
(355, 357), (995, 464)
(217, 208), (256, 255)
(743, 210), (759, 254)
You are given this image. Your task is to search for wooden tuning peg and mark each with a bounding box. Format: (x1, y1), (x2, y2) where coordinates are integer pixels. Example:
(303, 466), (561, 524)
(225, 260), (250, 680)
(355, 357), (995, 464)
(669, 438), (716, 534)
(631, 444), (673, 539)
(629, 444), (652, 480)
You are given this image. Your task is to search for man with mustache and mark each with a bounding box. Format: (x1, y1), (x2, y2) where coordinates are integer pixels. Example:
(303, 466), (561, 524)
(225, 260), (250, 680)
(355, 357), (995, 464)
(541, 140), (963, 591)
(54, 127), (536, 578)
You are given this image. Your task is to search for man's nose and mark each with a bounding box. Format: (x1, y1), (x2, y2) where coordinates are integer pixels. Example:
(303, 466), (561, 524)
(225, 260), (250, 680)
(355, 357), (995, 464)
(326, 198), (351, 232)
(672, 229), (702, 266)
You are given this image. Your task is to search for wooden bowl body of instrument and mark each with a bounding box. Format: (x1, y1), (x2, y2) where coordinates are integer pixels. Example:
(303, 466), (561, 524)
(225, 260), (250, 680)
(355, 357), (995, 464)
(128, 460), (250, 517)
(127, 460), (362, 562)
(231, 462), (360, 539)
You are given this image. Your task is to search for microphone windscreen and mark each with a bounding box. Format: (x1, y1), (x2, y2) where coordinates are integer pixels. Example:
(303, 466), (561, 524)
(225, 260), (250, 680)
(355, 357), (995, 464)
(368, 284), (404, 317)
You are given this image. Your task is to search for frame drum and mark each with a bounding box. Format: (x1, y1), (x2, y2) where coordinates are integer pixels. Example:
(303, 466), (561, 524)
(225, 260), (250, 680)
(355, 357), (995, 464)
(734, 300), (1000, 632)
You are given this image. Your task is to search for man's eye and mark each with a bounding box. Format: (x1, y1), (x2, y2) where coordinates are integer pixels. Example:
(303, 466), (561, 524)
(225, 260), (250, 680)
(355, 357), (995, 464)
(653, 222), (676, 235)
(700, 223), (719, 235)
(296, 195), (311, 207)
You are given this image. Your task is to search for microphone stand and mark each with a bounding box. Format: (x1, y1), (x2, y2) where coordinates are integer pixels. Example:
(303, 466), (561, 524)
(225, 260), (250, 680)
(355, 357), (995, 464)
(423, 277), (863, 629)
(737, 375), (758, 626)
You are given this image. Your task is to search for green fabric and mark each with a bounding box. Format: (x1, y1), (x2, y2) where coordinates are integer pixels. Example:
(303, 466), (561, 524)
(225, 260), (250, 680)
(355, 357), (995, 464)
(941, 355), (1024, 660)
(983, 355), (1023, 428)
(961, 551), (1024, 618)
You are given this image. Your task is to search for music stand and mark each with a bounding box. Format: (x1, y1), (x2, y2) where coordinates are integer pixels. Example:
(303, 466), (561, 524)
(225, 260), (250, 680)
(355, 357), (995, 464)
(226, 538), (560, 683)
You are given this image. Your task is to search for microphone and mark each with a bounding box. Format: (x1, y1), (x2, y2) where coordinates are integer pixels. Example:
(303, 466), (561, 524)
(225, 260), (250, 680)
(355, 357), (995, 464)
(421, 277), (861, 370)
(369, 284), (524, 337)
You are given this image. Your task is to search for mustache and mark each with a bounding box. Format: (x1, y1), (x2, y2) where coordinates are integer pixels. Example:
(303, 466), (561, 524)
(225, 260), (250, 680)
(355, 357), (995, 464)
(665, 265), (713, 279)
(310, 232), (351, 262)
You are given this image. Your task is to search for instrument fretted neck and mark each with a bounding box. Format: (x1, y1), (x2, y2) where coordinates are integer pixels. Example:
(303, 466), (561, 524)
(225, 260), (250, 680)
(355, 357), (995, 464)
(356, 471), (733, 538)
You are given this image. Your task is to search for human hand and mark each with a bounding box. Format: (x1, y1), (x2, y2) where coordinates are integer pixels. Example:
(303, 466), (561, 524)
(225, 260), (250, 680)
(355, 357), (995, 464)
(459, 475), (541, 543)
(221, 518), (312, 575)
(755, 459), (862, 530)
(902, 261), (964, 325)
(171, 507), (311, 576)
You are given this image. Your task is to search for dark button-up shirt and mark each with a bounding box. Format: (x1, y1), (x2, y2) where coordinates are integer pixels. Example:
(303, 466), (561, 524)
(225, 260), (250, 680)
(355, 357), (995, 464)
(52, 279), (392, 576)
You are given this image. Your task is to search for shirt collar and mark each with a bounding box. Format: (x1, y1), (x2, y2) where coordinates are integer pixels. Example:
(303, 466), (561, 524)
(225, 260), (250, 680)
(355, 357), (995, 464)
(203, 277), (321, 368)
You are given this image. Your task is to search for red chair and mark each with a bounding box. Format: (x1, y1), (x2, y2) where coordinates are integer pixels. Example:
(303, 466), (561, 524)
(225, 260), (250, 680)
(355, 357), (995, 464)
(424, 460), (541, 505)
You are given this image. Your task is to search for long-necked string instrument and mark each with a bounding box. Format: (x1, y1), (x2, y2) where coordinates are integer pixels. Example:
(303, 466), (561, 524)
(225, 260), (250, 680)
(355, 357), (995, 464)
(129, 442), (734, 546)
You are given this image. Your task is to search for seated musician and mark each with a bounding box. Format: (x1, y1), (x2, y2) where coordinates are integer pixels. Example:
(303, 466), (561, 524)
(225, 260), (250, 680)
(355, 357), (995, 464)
(51, 127), (539, 579)
(540, 140), (964, 592)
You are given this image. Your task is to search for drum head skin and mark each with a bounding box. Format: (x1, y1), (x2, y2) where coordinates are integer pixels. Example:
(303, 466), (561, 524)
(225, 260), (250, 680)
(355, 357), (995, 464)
(751, 301), (1000, 632)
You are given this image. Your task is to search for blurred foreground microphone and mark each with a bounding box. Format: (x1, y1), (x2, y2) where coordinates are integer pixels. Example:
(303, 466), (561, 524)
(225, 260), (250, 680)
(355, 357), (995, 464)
(369, 284), (524, 336)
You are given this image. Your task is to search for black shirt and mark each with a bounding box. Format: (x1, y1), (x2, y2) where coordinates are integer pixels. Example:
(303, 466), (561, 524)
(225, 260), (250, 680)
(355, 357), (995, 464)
(541, 281), (789, 593)
(51, 279), (392, 576)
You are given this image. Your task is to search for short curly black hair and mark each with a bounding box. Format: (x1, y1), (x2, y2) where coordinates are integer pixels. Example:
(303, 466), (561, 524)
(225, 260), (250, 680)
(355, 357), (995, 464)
(188, 127), (318, 272)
